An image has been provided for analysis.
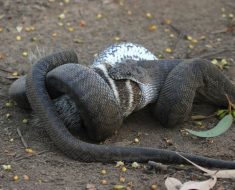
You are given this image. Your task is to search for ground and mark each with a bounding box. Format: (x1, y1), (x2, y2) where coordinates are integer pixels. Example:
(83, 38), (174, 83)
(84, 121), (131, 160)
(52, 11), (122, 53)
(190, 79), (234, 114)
(0, 0), (235, 189)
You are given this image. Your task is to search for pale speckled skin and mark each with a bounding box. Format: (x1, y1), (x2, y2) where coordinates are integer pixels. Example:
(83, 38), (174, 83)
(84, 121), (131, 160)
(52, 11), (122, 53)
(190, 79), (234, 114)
(92, 42), (158, 114)
(92, 42), (157, 66)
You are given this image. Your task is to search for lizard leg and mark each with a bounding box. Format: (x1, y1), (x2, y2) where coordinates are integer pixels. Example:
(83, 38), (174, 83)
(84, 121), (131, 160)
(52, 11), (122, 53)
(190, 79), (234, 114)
(154, 58), (235, 127)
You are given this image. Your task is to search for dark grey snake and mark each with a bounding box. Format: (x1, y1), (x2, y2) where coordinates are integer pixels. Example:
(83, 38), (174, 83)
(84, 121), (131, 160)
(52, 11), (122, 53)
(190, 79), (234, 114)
(9, 43), (235, 168)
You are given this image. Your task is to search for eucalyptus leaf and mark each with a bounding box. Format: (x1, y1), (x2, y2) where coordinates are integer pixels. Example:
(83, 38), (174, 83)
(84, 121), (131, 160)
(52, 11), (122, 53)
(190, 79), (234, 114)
(186, 114), (233, 137)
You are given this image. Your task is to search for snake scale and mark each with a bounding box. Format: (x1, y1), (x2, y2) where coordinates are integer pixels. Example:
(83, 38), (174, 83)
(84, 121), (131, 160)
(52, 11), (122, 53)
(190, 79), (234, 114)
(9, 43), (235, 168)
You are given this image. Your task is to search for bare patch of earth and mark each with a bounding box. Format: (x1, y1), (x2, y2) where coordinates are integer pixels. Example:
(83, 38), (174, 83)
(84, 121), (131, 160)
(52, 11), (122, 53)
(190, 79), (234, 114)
(0, 0), (234, 189)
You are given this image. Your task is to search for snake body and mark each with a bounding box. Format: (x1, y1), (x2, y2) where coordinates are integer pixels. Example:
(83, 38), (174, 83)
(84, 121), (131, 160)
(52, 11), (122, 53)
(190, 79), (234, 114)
(9, 43), (235, 168)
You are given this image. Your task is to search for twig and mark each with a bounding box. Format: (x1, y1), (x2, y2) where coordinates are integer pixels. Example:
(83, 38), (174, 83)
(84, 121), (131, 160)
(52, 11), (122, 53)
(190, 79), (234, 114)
(225, 94), (235, 111)
(161, 23), (186, 54)
(16, 128), (29, 148)
(168, 24), (185, 37)
(171, 32), (184, 52)
(166, 24), (188, 55)
(0, 67), (12, 73)
(5, 76), (20, 80)
(211, 28), (228, 34)
(14, 150), (49, 162)
(198, 48), (235, 59)
(191, 114), (216, 120)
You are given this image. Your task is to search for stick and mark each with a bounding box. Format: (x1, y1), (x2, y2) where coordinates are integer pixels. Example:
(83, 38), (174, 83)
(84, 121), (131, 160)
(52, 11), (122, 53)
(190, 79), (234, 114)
(14, 150), (49, 162)
(191, 114), (216, 120)
(225, 94), (235, 111)
(168, 24), (185, 36)
(211, 28), (228, 34)
(171, 32), (184, 52)
(198, 48), (235, 59)
(0, 67), (12, 73)
(16, 128), (29, 148)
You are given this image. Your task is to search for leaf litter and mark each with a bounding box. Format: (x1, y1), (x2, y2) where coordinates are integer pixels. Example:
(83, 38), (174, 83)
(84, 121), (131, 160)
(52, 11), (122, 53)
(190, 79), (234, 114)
(186, 95), (235, 137)
(165, 153), (235, 190)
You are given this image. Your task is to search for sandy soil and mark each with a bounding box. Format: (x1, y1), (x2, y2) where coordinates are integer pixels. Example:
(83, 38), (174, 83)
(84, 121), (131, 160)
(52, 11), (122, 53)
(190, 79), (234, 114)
(0, 0), (235, 189)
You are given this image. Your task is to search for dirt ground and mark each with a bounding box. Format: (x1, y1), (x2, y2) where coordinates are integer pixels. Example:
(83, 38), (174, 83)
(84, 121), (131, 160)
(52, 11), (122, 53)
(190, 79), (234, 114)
(0, 0), (235, 189)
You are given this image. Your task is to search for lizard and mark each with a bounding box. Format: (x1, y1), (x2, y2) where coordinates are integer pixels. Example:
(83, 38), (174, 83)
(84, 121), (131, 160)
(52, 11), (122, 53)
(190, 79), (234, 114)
(9, 43), (235, 168)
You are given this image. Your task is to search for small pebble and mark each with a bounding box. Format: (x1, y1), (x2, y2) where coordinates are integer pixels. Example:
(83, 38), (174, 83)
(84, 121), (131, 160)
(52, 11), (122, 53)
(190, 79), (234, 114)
(114, 36), (121, 41)
(134, 138), (139, 143)
(188, 44), (194, 49)
(145, 12), (152, 19)
(150, 184), (158, 190)
(121, 167), (127, 172)
(22, 119), (28, 124)
(52, 32), (57, 37)
(119, 176), (125, 183)
(23, 175), (29, 181)
(25, 148), (34, 154)
(58, 13), (65, 19)
(127, 10), (132, 15)
(165, 48), (172, 53)
(13, 175), (19, 181)
(6, 113), (11, 118)
(148, 24), (157, 31)
(164, 18), (172, 25)
(22, 51), (28, 57)
(97, 13), (103, 19)
(5, 102), (13, 107)
(100, 179), (107, 185)
(68, 27), (75, 32)
(80, 20), (86, 27)
(16, 35), (22, 41)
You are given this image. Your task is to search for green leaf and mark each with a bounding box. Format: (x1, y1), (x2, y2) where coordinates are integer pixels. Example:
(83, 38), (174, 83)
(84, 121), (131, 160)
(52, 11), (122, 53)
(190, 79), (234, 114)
(186, 114), (233, 137)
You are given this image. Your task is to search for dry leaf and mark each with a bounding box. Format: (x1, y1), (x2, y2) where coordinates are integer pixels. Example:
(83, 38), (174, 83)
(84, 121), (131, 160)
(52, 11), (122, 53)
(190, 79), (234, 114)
(86, 183), (97, 190)
(177, 153), (235, 179)
(113, 185), (126, 190)
(115, 161), (124, 167)
(16, 25), (23, 32)
(131, 162), (140, 168)
(165, 177), (182, 190)
(2, 164), (12, 171)
(180, 176), (216, 190)
(176, 153), (215, 174)
(206, 170), (235, 179)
